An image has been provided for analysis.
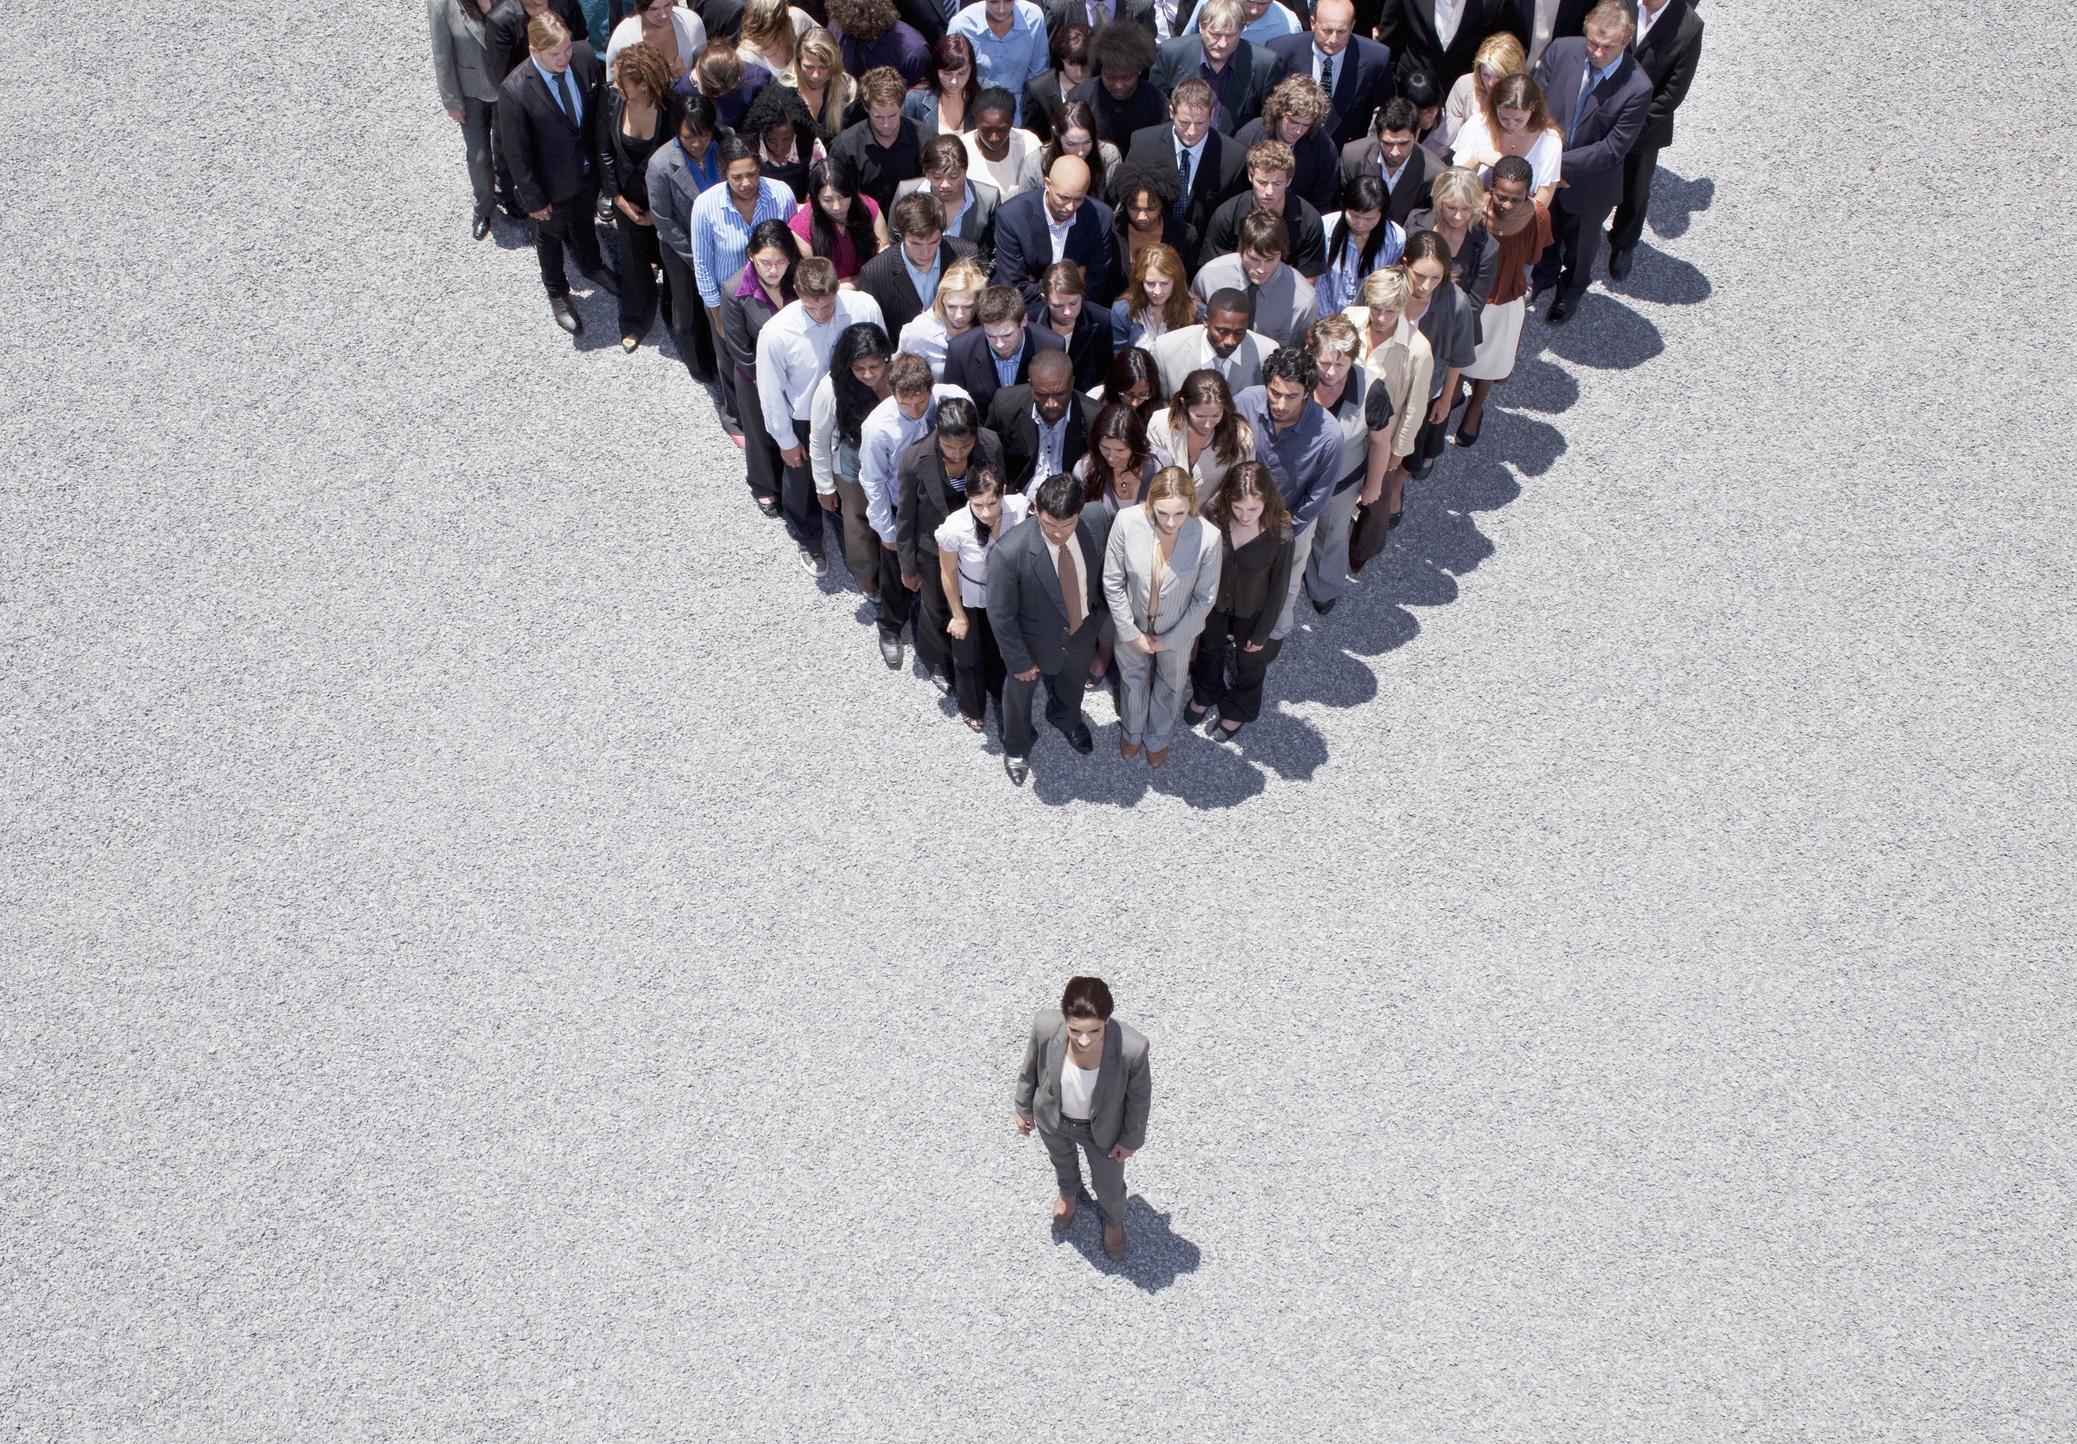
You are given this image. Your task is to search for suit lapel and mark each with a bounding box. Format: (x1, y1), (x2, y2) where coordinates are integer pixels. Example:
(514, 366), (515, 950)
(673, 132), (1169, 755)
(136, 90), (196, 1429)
(1034, 519), (1070, 617)
(1092, 1021), (1121, 1122)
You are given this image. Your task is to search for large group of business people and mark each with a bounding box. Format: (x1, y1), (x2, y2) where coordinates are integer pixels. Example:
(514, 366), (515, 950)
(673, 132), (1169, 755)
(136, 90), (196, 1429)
(432, 0), (1702, 784)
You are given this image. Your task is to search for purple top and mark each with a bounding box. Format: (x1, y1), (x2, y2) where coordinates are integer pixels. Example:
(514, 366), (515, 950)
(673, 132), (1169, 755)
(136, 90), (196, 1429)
(840, 22), (931, 88)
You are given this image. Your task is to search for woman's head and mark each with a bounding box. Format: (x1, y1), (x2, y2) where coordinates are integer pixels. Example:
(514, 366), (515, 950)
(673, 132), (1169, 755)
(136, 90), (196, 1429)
(717, 135), (762, 197)
(929, 32), (978, 101)
(1061, 975), (1113, 1023)
(1429, 166), (1486, 231)
(677, 92), (719, 150)
(1308, 312), (1361, 389)
(1169, 369), (1243, 465)
(933, 257), (989, 332)
(1101, 346), (1159, 415)
(746, 217), (801, 292)
(1337, 173), (1386, 238)
(740, 0), (799, 63)
(1044, 101), (1108, 193)
(806, 158), (877, 259)
(964, 464), (1008, 535)
(695, 43), (745, 99)
(1109, 155), (1181, 238)
(1470, 31), (1526, 102)
(1485, 72), (1552, 137)
(1260, 73), (1329, 147)
(1143, 465), (1200, 534)
(614, 40), (672, 109)
(832, 321), (896, 444)
(1084, 401), (1149, 502)
(1052, 22), (1093, 88)
(1357, 266), (1413, 342)
(1401, 229), (1452, 300)
(790, 25), (840, 90)
(1127, 242), (1193, 332)
(935, 395), (980, 469)
(1207, 459), (1290, 534)
(740, 74), (818, 156)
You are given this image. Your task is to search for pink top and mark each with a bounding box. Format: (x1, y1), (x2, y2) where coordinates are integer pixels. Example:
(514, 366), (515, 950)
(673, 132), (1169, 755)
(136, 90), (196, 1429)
(788, 194), (882, 279)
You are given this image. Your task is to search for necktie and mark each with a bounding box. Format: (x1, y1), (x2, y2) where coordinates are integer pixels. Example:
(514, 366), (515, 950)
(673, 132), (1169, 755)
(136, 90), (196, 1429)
(1320, 55), (1334, 97)
(555, 67), (579, 125)
(1572, 67), (1596, 138)
(1174, 147), (1192, 219)
(1058, 540), (1084, 631)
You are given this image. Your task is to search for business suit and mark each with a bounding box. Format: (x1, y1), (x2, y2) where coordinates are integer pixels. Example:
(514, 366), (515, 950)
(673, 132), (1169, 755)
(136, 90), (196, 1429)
(1043, 0), (1159, 46)
(1508, 0), (1588, 69)
(1014, 1007), (1152, 1232)
(895, 176), (1002, 266)
(1022, 69), (1069, 146)
(1377, 0), (1514, 92)
(497, 43), (611, 297)
(1152, 322), (1278, 398)
(1028, 297), (1115, 390)
(718, 264), (789, 506)
(989, 385), (1098, 492)
(1339, 131), (1441, 229)
(430, 0), (514, 222)
(1264, 30), (1394, 150)
(1104, 507), (1222, 752)
(987, 507), (1116, 759)
(1126, 123), (1249, 256)
(646, 136), (724, 386)
(992, 188), (1118, 306)
(1148, 36), (1286, 135)
(1608, 0), (1703, 257)
(947, 324), (1069, 412)
(1531, 38), (1652, 302)
(855, 235), (981, 343)
(486, 0), (588, 80)
(898, 429), (1009, 682)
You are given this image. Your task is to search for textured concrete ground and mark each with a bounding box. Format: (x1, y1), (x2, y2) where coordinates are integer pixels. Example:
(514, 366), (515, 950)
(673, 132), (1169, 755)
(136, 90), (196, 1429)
(4, 2), (2073, 1439)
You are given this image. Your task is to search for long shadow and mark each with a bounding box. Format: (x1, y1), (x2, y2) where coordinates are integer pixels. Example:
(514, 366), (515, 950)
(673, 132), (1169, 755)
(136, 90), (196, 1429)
(1609, 243), (1712, 306)
(1055, 1192), (1201, 1293)
(1532, 291), (1665, 370)
(1647, 167), (1715, 240)
(1503, 354), (1581, 415)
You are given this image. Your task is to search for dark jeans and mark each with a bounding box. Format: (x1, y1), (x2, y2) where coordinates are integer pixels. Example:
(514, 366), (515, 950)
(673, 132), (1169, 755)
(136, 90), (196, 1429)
(1000, 624), (1098, 758)
(1190, 610), (1282, 723)
(1607, 143), (1661, 255)
(458, 94), (511, 219)
(533, 181), (606, 297)
(611, 207), (662, 339)
(1532, 187), (1617, 303)
(948, 604), (1006, 722)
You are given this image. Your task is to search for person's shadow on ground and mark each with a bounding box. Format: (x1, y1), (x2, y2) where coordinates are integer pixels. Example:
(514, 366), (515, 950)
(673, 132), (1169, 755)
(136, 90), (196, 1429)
(1054, 1191), (1201, 1293)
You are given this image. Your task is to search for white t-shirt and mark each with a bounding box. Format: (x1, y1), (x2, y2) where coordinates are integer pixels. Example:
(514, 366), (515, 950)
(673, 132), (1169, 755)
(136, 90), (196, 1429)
(934, 492), (1031, 606)
(962, 127), (1043, 200)
(1450, 114), (1564, 196)
(1060, 1055), (1099, 1120)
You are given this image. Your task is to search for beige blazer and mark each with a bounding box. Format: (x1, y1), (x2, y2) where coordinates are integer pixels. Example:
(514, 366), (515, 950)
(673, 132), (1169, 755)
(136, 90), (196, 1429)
(1346, 305), (1435, 459)
(1103, 507), (1223, 648)
(1014, 1009), (1151, 1153)
(1151, 324), (1279, 401)
(1144, 406), (1256, 504)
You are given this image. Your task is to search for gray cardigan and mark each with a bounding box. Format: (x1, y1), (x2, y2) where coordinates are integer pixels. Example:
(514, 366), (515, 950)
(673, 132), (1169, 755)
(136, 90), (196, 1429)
(1014, 1009), (1151, 1153)
(428, 0), (500, 108)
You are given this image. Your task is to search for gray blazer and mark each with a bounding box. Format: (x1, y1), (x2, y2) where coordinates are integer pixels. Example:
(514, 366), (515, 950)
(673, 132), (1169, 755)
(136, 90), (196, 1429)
(895, 175), (1003, 255)
(428, 0), (500, 108)
(647, 142), (705, 269)
(1015, 1009), (1151, 1153)
(1103, 507), (1222, 647)
(1152, 324), (1278, 400)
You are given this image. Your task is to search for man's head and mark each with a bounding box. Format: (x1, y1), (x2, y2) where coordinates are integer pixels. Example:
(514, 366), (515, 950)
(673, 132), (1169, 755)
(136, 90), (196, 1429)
(859, 66), (907, 143)
(1487, 154), (1533, 220)
(1236, 210), (1289, 285)
(795, 256), (839, 319)
(1169, 79), (1215, 149)
(1376, 96), (1420, 169)
(1310, 0), (1354, 56)
(1246, 140), (1294, 212)
(972, 88), (1018, 157)
(1197, 0), (1244, 68)
(1033, 473), (1087, 539)
(1092, 22), (1155, 101)
(1583, 0), (1636, 69)
(1260, 345), (1320, 426)
(1029, 350), (1076, 426)
(1204, 290), (1253, 357)
(890, 192), (946, 267)
(976, 285), (1028, 357)
(920, 135), (970, 211)
(1040, 261), (1085, 335)
(984, 0), (1016, 25)
(890, 352), (935, 416)
(526, 12), (571, 68)
(1043, 156), (1091, 225)
(1262, 76), (1328, 149)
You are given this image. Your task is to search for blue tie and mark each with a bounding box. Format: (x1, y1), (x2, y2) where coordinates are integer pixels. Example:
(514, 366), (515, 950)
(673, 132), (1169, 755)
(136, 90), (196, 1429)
(555, 68), (579, 125)
(1572, 66), (1597, 138)
(1174, 147), (1191, 219)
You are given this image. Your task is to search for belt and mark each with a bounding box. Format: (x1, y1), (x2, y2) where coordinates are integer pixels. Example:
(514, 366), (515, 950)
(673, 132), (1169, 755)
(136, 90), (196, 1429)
(1062, 1115), (1093, 1126)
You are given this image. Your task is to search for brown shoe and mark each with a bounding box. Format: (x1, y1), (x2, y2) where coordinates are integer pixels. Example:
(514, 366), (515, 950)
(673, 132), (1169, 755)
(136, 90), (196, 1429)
(1120, 737), (1141, 759)
(1146, 747), (1169, 768)
(1103, 1223), (1126, 1260)
(1053, 1194), (1078, 1231)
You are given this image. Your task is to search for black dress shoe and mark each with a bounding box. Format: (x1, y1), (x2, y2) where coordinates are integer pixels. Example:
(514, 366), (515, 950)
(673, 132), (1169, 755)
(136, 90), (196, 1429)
(1310, 594), (1337, 615)
(1545, 296), (1575, 324)
(500, 201), (527, 223)
(471, 213), (492, 241)
(1606, 246), (1635, 281)
(878, 632), (905, 669)
(1004, 754), (1030, 785)
(549, 295), (582, 335)
(586, 267), (623, 297)
(1065, 726), (1094, 755)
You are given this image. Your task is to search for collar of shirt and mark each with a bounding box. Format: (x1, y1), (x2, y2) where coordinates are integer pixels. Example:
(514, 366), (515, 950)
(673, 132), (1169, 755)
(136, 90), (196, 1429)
(1380, 153), (1410, 186)
(993, 346), (1023, 384)
(1312, 42), (1338, 78)
(533, 57), (577, 110)
(1042, 529), (1088, 586)
(1584, 55), (1621, 93)
(1199, 334), (1235, 375)
(1433, 0), (1467, 47)
(1045, 207), (1075, 259)
(1177, 131), (1208, 169)
(1034, 405), (1069, 465)
(943, 181), (973, 232)
(1637, 0), (1669, 39)
(903, 248), (942, 298)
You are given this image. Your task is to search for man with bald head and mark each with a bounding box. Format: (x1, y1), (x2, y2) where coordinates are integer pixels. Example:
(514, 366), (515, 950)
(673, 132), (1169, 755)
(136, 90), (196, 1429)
(1264, 0), (1394, 149)
(989, 153), (1116, 307)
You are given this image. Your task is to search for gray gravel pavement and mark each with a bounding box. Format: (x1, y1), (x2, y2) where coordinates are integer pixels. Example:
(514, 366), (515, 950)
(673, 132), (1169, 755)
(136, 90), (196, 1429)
(5, 2), (2074, 1439)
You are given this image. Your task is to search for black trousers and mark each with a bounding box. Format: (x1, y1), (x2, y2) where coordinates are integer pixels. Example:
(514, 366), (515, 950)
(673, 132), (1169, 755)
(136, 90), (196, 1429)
(533, 181), (606, 297)
(741, 374), (785, 504)
(659, 247), (720, 384)
(1001, 624), (1098, 758)
(876, 541), (914, 640)
(458, 95), (513, 219)
(948, 605), (1006, 722)
(1532, 186), (1617, 303)
(778, 417), (829, 547)
(1408, 404), (1448, 474)
(612, 208), (662, 340)
(912, 554), (953, 680)
(1607, 142), (1661, 255)
(1190, 610), (1283, 723)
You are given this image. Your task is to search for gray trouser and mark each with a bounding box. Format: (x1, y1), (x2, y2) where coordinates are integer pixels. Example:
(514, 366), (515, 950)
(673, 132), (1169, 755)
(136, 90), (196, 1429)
(1305, 482), (1363, 606)
(1269, 515), (1321, 640)
(1113, 631), (1197, 750)
(1041, 1119), (1126, 1228)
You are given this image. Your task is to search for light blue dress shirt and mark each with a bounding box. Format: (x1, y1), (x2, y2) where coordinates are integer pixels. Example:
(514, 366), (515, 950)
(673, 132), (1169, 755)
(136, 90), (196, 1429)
(948, 1), (1049, 124)
(904, 250), (943, 310)
(532, 56), (583, 126)
(691, 177), (799, 308)
(993, 346), (1022, 390)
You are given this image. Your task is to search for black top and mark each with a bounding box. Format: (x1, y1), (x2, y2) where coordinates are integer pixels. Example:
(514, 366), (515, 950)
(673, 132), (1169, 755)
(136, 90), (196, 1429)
(1234, 116), (1341, 214)
(1201, 191), (1327, 278)
(827, 117), (925, 214)
(1212, 525), (1295, 643)
(1068, 77), (1168, 155)
(1409, 281), (1478, 391)
(1406, 207), (1497, 311)
(597, 91), (674, 210)
(1025, 297), (1115, 392)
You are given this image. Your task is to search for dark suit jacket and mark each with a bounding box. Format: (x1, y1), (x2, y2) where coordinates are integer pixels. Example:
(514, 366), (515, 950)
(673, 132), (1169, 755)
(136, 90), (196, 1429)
(986, 510), (1117, 677)
(1043, 0), (1158, 45)
(947, 325), (1069, 412)
(1202, 191), (1327, 277)
(897, 429), (1008, 579)
(1379, 0), (1514, 91)
(1507, 0), (1587, 58)
(487, 0), (588, 81)
(895, 0), (948, 46)
(1630, 0), (1703, 150)
(496, 43), (605, 213)
(1148, 37), (1286, 134)
(716, 264), (785, 387)
(1339, 132), (1442, 228)
(1534, 39), (1653, 210)
(1069, 76), (1169, 153)
(991, 189), (1118, 306)
(1234, 114), (1341, 213)
(988, 385), (1099, 492)
(855, 236), (981, 341)
(1013, 1007), (1151, 1153)
(1125, 122), (1249, 248)
(895, 176), (1001, 264)
(1264, 32), (1394, 150)
(691, 0), (744, 45)
(1023, 69), (1069, 145)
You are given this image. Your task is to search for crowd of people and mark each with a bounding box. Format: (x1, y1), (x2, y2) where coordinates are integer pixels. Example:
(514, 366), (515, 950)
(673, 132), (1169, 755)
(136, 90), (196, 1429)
(431, 0), (1703, 784)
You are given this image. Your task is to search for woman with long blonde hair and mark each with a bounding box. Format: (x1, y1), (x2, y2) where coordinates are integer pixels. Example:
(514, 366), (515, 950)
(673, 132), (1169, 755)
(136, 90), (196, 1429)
(780, 27), (855, 144)
(1102, 466), (1223, 768)
(896, 256), (988, 379)
(1442, 31), (1526, 146)
(1342, 267), (1434, 562)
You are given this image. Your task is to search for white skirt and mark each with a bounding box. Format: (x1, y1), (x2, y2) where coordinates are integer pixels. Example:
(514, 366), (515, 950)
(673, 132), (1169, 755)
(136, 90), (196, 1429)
(1463, 294), (1526, 381)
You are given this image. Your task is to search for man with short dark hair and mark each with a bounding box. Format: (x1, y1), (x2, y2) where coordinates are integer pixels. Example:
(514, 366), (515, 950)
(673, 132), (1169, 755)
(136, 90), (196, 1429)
(827, 66), (925, 211)
(856, 190), (979, 338)
(988, 349), (1097, 493)
(947, 284), (1069, 409)
(1201, 138), (1326, 276)
(1234, 345), (1342, 639)
(1127, 80), (1250, 255)
(1190, 211), (1318, 348)
(1151, 287), (1276, 396)
(1530, 0), (1652, 321)
(1014, 974), (1152, 1261)
(1338, 95), (1442, 229)
(987, 473), (1115, 783)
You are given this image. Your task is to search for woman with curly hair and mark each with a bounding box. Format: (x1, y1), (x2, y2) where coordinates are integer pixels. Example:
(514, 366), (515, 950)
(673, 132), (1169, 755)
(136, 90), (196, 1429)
(596, 40), (681, 351)
(788, 158), (889, 281)
(1235, 74), (1337, 211)
(780, 27), (856, 143)
(828, 0), (930, 87)
(902, 32), (981, 137)
(737, 79), (822, 202)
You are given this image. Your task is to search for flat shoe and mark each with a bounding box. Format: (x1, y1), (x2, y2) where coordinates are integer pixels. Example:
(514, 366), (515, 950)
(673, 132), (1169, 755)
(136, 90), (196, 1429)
(963, 716), (986, 732)
(1217, 720), (1244, 742)
(1453, 420), (1481, 448)
(754, 495), (782, 519)
(1103, 1224), (1126, 1260)
(620, 334), (640, 353)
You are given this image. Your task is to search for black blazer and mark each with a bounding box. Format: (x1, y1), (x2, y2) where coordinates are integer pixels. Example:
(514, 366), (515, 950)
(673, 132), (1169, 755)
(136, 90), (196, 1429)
(1378, 0), (1515, 91)
(1148, 37), (1286, 134)
(1534, 39), (1653, 209)
(1025, 297), (1114, 391)
(947, 325), (1068, 412)
(1234, 115), (1341, 213)
(989, 386), (1099, 493)
(897, 430), (1008, 579)
(855, 236), (981, 341)
(1338, 132), (1442, 229)
(496, 42), (606, 212)
(1263, 33), (1393, 150)
(487, 0), (587, 80)
(991, 189), (1118, 306)
(595, 87), (678, 209)
(894, 0), (948, 46)
(1068, 76), (1168, 153)
(986, 509), (1117, 677)
(1107, 208), (1198, 296)
(717, 264), (786, 387)
(1125, 123), (1249, 246)
(691, 0), (744, 46)
(1043, 0), (1158, 45)
(1023, 69), (1069, 145)
(1630, 0), (1703, 151)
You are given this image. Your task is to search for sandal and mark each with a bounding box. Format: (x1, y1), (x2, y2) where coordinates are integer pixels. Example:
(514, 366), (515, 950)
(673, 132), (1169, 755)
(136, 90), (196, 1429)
(754, 495), (782, 519)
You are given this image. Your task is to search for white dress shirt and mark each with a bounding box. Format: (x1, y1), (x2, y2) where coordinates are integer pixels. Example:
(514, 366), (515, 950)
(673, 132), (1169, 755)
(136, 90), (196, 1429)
(755, 292), (886, 439)
(859, 383), (973, 542)
(1433, 0), (1467, 49)
(1045, 205), (1074, 263)
(808, 373), (841, 494)
(1636, 0), (1669, 43)
(1041, 528), (1095, 617)
(934, 492), (1031, 606)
